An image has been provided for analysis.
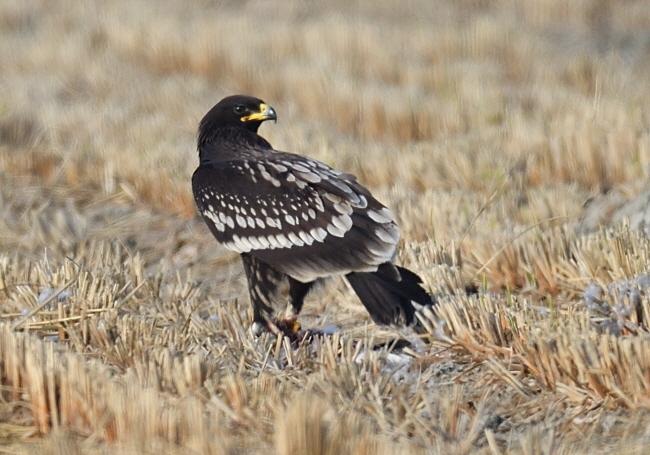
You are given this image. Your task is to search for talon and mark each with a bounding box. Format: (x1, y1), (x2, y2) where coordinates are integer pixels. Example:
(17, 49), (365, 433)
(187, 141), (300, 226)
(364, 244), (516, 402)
(292, 320), (301, 333)
(253, 317), (317, 343)
(273, 317), (300, 336)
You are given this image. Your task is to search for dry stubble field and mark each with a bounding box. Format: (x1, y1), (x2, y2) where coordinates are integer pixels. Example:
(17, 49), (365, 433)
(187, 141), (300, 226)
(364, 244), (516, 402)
(2, 0), (650, 453)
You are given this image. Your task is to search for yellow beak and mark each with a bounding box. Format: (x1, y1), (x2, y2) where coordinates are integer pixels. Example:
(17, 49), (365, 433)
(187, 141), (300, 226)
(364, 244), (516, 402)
(241, 103), (277, 122)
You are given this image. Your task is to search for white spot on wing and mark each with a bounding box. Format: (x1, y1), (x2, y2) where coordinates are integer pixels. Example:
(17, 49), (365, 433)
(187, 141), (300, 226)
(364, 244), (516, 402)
(298, 231), (314, 245)
(288, 232), (304, 246)
(326, 223), (346, 237)
(328, 179), (353, 195)
(375, 226), (400, 244)
(275, 233), (292, 248)
(313, 197), (325, 212)
(267, 235), (281, 249)
(323, 193), (342, 204)
(223, 241), (237, 252)
(291, 163), (310, 172)
(310, 227), (327, 242)
(267, 162), (288, 172)
(333, 201), (352, 215)
(296, 171), (322, 183)
(365, 241), (393, 258)
(257, 236), (271, 248)
(366, 207), (393, 223)
(331, 214), (353, 231)
(248, 236), (263, 249)
(233, 235), (253, 252)
(204, 211), (226, 232)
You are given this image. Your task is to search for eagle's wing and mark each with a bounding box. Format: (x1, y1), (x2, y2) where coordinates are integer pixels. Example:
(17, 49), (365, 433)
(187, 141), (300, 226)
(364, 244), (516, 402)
(192, 153), (399, 283)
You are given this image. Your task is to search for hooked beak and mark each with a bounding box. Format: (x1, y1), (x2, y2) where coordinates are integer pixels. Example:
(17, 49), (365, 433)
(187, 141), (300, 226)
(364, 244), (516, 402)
(241, 103), (277, 123)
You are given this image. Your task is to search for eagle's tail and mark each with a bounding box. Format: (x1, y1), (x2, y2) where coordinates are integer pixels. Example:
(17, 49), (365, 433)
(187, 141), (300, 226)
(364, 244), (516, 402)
(345, 263), (433, 327)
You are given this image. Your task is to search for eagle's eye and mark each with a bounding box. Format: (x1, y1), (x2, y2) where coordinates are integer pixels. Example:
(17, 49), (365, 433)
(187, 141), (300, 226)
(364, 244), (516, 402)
(233, 105), (246, 115)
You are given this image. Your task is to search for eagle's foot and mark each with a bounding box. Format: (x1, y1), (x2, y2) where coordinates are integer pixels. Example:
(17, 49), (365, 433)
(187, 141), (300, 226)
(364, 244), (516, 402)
(252, 317), (304, 341)
(270, 317), (301, 337)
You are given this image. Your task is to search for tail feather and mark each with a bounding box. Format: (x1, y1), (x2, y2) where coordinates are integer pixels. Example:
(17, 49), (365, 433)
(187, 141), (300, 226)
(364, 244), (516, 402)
(345, 263), (433, 326)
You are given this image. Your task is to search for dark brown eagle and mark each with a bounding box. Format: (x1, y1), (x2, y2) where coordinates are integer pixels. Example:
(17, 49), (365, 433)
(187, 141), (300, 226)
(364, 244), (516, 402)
(192, 95), (432, 337)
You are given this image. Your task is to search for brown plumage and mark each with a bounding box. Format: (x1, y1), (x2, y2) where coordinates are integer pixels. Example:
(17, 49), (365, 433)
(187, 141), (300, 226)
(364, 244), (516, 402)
(192, 95), (432, 336)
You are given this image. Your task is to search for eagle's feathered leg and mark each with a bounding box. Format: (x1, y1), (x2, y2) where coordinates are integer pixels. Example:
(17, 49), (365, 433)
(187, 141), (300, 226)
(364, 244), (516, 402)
(241, 253), (308, 338)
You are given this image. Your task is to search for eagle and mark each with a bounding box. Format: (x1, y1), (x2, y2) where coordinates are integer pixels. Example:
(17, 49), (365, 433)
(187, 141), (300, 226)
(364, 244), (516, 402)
(192, 95), (432, 337)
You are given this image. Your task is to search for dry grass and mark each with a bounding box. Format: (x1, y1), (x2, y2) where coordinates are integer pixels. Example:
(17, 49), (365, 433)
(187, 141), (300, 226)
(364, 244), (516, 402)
(3, 0), (650, 453)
